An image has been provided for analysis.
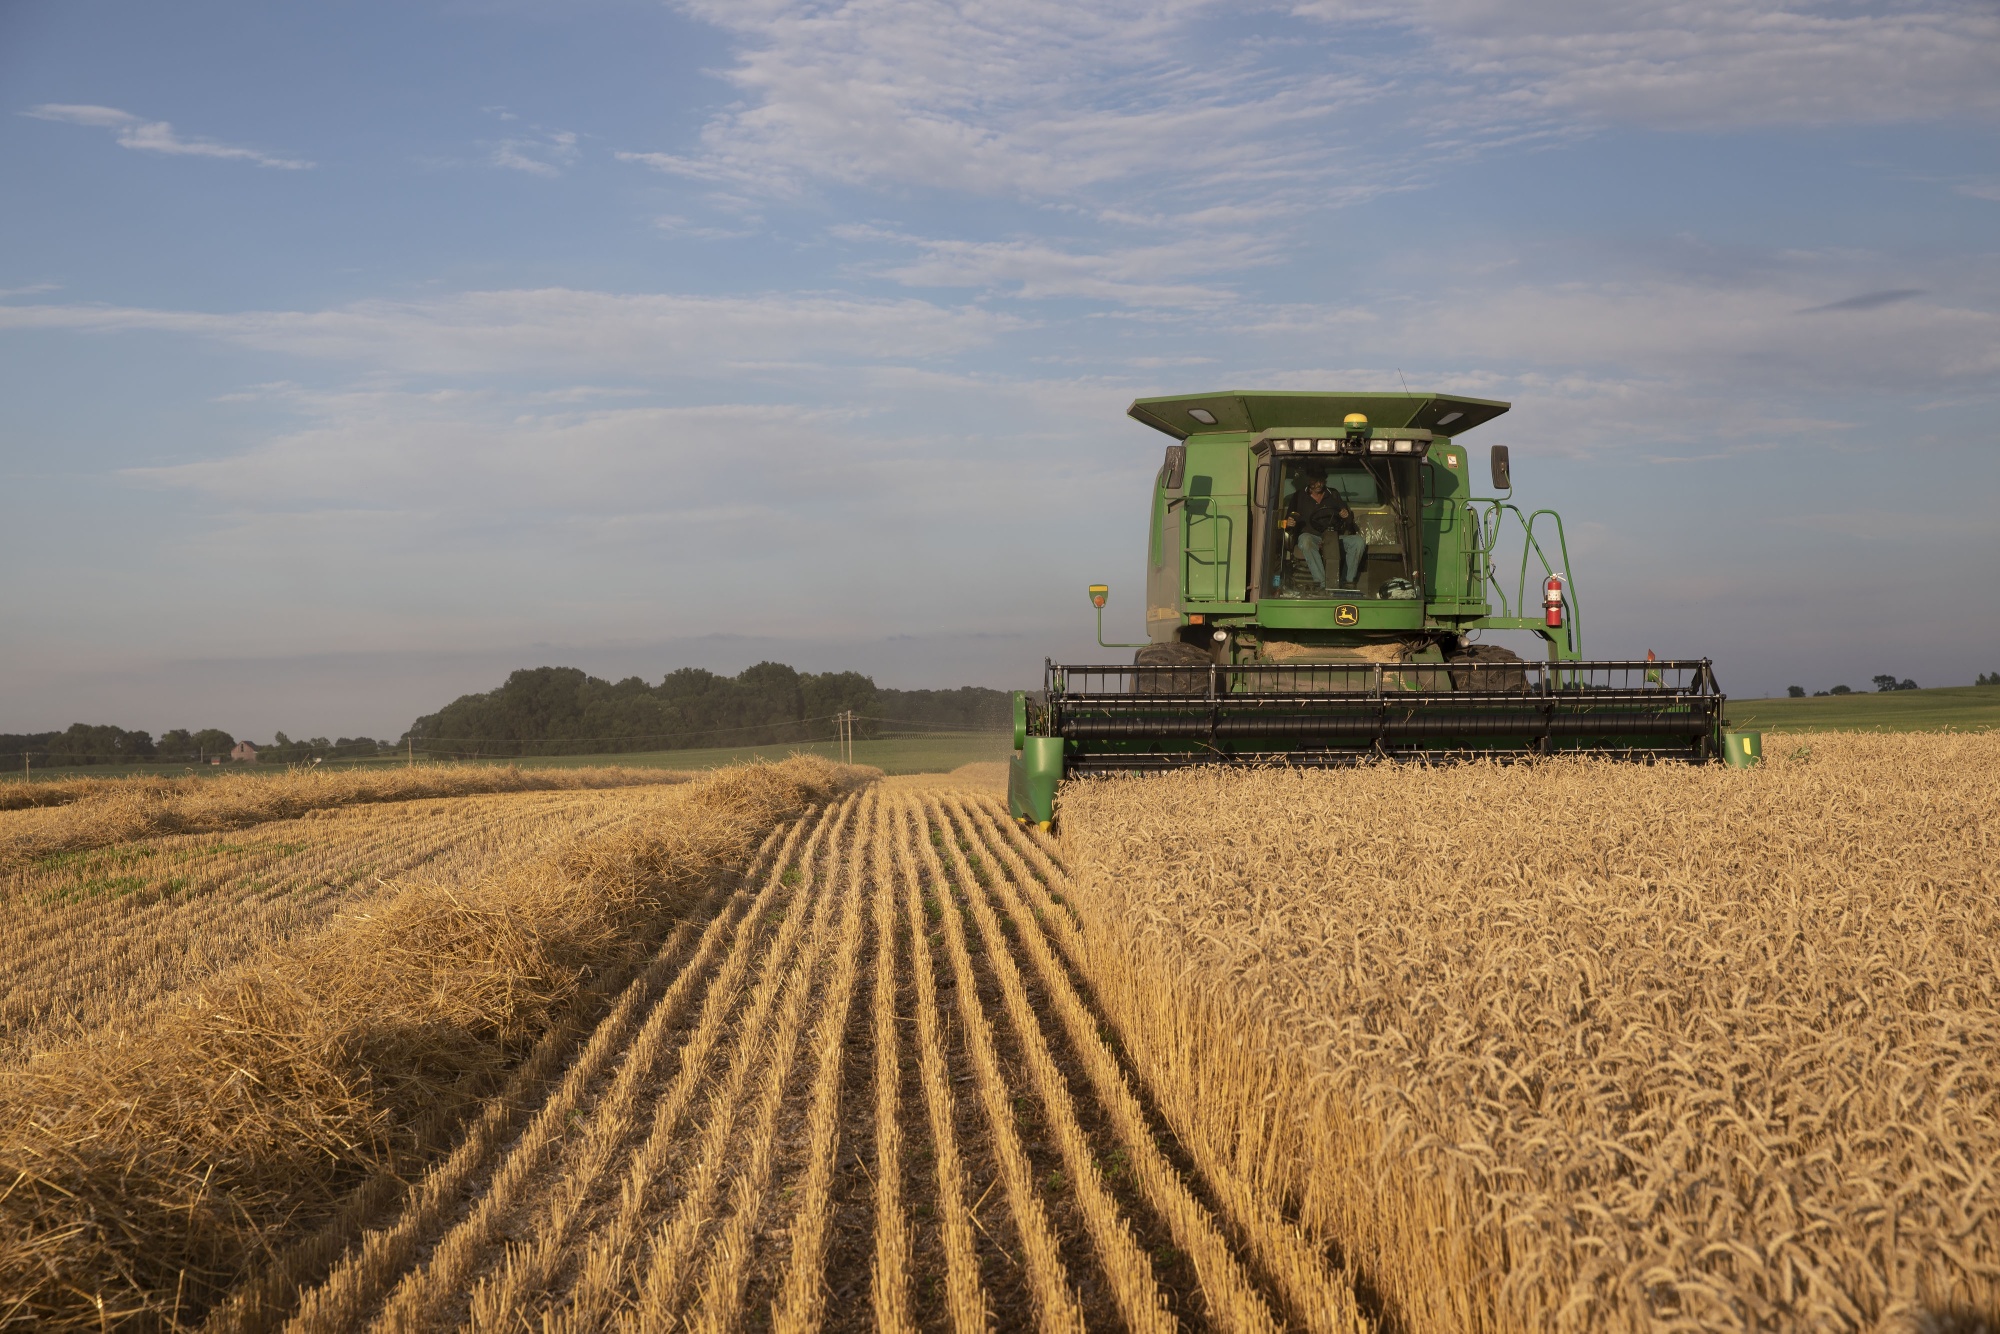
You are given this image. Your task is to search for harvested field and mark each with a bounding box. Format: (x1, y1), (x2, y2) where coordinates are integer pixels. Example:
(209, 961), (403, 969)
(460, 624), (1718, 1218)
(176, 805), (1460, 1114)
(234, 784), (1353, 1333)
(1, 784), (686, 1058)
(0, 762), (688, 864)
(0, 757), (866, 1330)
(3, 755), (1366, 1330)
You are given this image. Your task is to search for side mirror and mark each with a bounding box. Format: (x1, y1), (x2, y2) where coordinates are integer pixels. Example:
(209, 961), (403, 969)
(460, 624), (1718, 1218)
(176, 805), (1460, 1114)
(1489, 445), (1512, 492)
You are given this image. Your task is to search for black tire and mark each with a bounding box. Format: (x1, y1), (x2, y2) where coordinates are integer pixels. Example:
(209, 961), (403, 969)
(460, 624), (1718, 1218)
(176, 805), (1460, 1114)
(1446, 642), (1529, 692)
(1134, 641), (1210, 694)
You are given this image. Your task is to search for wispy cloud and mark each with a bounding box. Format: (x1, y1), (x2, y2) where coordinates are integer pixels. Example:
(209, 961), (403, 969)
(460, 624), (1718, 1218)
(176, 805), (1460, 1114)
(1383, 278), (2000, 394)
(651, 213), (762, 241)
(113, 381), (1134, 645)
(483, 109), (581, 176)
(638, 0), (2000, 229)
(621, 0), (2000, 322)
(836, 224), (1271, 306)
(640, 0), (1378, 213)
(1293, 1), (2000, 132)
(0, 288), (1023, 376)
(24, 103), (313, 168)
(1797, 288), (1924, 314)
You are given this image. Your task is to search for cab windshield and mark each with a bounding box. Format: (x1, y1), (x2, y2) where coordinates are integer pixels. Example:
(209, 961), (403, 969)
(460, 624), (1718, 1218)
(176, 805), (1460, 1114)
(1268, 457), (1418, 600)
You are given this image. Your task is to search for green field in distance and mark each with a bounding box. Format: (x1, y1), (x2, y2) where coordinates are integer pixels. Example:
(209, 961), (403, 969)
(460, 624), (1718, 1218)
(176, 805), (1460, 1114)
(1725, 685), (2000, 732)
(1, 733), (1014, 783)
(430, 733), (1014, 774)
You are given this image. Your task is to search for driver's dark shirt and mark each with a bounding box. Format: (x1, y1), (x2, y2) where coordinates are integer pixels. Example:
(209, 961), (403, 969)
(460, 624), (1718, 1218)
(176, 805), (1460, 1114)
(1286, 487), (1357, 536)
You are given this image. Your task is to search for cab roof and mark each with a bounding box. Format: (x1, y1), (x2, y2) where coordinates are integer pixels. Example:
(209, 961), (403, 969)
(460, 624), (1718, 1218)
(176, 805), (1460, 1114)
(1127, 390), (1510, 440)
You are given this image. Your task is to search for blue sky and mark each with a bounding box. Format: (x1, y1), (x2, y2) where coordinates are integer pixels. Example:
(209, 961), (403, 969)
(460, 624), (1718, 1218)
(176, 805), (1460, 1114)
(3, 0), (1997, 739)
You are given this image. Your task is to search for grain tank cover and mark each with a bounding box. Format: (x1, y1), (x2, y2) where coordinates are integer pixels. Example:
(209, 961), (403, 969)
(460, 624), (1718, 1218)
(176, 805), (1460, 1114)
(1128, 390), (1510, 440)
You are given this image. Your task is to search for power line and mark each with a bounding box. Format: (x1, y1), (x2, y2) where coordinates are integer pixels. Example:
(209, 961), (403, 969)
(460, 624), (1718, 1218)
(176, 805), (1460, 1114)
(407, 709), (858, 746)
(405, 712), (1009, 746)
(8, 706), (1012, 755)
(8, 712), (1011, 772)
(860, 715), (1009, 734)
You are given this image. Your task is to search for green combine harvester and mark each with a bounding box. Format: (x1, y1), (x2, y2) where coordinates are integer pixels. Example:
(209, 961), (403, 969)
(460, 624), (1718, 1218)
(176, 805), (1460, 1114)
(1008, 390), (1726, 826)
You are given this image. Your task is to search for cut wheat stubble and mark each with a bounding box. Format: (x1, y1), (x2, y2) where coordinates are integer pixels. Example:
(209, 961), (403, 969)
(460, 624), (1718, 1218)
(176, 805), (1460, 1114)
(964, 796), (1371, 1334)
(772, 788), (883, 1332)
(0, 756), (868, 1334)
(921, 793), (1176, 1334)
(902, 793), (1089, 1334)
(620, 794), (861, 1331)
(285, 814), (807, 1334)
(890, 792), (988, 1334)
(943, 793), (1361, 1334)
(456, 803), (849, 1333)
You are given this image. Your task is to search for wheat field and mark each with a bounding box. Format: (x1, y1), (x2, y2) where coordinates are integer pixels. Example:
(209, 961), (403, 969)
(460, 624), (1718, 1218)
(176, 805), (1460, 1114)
(1, 737), (1992, 1331)
(1058, 731), (1999, 1332)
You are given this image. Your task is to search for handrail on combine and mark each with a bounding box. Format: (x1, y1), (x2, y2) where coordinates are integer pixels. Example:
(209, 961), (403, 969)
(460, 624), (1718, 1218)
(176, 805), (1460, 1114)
(1470, 499), (1580, 644)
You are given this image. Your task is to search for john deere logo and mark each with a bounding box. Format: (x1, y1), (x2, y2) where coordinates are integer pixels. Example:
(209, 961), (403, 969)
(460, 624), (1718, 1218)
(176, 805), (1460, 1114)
(1334, 604), (1359, 626)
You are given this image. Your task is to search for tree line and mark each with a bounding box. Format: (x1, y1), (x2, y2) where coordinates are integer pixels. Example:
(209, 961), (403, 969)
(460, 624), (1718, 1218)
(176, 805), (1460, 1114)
(404, 662), (1011, 757)
(1786, 674), (1927, 698)
(0, 724), (392, 768)
(5, 660), (1010, 769)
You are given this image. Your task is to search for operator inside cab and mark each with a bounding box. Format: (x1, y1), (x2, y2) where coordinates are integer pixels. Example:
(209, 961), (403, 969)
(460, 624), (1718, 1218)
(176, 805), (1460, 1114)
(1282, 470), (1365, 592)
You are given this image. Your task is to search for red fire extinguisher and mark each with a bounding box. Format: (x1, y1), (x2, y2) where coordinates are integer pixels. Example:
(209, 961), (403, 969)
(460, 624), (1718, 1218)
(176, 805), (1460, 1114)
(1543, 574), (1565, 629)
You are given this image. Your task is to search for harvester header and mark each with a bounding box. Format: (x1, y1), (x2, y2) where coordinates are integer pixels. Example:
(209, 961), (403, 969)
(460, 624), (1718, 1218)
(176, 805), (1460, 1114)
(1006, 387), (1727, 826)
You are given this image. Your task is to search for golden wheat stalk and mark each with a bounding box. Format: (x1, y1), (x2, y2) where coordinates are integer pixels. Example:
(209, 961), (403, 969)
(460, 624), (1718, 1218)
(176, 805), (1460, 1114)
(1055, 736), (2000, 1331)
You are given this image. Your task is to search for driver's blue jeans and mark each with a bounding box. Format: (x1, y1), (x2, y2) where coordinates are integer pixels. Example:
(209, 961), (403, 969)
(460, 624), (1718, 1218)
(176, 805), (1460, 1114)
(1298, 533), (1365, 586)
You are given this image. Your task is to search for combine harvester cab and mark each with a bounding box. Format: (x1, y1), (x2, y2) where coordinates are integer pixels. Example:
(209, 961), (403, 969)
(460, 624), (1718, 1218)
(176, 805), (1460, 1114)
(1009, 390), (1727, 826)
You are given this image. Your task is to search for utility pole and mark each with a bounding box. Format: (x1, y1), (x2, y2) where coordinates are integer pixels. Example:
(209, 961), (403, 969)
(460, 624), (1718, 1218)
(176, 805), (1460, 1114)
(407, 737), (414, 768)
